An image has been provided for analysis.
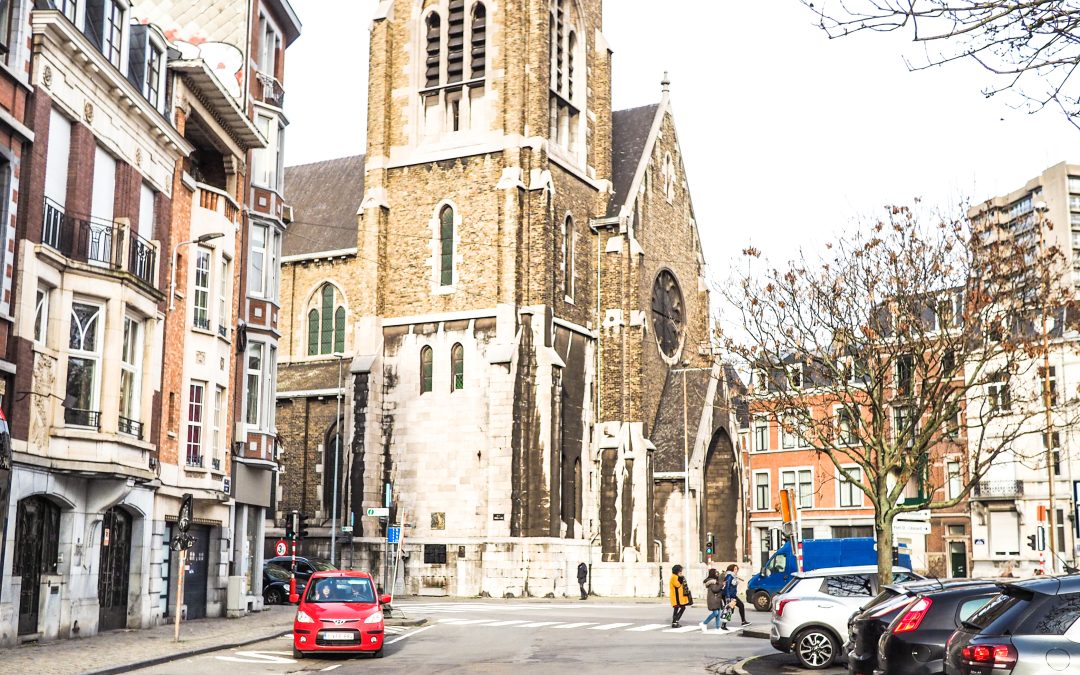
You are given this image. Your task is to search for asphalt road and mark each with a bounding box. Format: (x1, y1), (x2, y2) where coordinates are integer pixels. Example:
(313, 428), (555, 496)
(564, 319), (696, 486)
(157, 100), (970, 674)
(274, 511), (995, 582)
(132, 599), (775, 674)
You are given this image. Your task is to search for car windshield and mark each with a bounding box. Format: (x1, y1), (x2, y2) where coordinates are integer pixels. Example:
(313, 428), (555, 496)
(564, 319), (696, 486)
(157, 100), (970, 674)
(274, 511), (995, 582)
(305, 577), (375, 604)
(768, 553), (787, 573)
(265, 566), (291, 582)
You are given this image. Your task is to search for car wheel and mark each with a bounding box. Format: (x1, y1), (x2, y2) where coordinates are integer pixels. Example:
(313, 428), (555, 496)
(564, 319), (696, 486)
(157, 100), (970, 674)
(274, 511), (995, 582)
(794, 627), (838, 669)
(265, 587), (285, 605)
(752, 591), (771, 612)
(292, 647), (304, 660)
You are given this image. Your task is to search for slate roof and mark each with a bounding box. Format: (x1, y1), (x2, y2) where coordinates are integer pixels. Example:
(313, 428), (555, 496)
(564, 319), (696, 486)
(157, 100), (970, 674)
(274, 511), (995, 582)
(651, 368), (714, 473)
(607, 104), (660, 217)
(277, 360), (342, 394)
(282, 155), (366, 257)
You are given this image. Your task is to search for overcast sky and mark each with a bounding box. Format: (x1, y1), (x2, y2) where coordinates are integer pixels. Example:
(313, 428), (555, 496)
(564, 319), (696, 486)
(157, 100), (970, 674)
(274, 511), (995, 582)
(284, 0), (1080, 274)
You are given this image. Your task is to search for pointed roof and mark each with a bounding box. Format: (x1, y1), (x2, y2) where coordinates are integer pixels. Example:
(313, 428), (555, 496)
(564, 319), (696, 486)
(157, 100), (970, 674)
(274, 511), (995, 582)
(607, 104), (660, 217)
(282, 155), (366, 258)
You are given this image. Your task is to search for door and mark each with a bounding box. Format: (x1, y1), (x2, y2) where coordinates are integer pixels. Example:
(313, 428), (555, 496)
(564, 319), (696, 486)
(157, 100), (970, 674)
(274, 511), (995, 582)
(14, 496), (60, 635)
(183, 525), (210, 620)
(97, 507), (132, 631)
(949, 541), (968, 578)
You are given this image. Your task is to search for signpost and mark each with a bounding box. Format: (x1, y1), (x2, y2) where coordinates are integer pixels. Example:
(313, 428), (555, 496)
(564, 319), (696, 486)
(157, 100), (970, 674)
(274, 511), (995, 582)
(275, 539), (287, 557)
(366, 507), (390, 518)
(387, 526), (401, 544)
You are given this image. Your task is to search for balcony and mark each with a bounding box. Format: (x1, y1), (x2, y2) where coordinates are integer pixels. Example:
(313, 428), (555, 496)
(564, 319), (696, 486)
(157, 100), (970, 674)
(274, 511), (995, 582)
(118, 416), (143, 440)
(42, 199), (159, 289)
(973, 480), (1024, 500)
(65, 408), (101, 429)
(196, 185), (240, 224)
(255, 71), (285, 108)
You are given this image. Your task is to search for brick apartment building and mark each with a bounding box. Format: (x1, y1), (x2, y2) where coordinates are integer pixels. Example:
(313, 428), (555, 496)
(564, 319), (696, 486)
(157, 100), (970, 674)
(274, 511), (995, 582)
(270, 0), (741, 598)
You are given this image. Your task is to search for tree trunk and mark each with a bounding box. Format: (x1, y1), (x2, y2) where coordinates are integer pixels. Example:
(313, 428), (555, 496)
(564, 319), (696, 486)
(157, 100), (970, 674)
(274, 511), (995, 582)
(876, 514), (894, 589)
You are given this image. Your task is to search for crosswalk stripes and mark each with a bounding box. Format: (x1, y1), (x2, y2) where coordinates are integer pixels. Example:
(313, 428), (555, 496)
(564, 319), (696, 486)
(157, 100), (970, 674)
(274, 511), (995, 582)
(551, 622), (595, 629)
(517, 621), (563, 628)
(485, 620), (529, 627)
(588, 623), (634, 631)
(429, 616), (761, 636)
(663, 625), (701, 633)
(625, 624), (669, 632)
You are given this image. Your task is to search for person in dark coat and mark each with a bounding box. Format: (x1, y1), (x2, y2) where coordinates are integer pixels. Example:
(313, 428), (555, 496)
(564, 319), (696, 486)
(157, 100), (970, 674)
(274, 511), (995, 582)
(719, 563), (750, 631)
(700, 568), (724, 632)
(669, 564), (692, 627)
(577, 562), (588, 600)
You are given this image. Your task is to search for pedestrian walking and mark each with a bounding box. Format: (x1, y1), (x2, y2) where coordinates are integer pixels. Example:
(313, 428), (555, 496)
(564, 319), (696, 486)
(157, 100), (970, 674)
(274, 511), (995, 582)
(577, 562), (588, 600)
(719, 563), (750, 631)
(669, 564), (692, 627)
(700, 568), (724, 633)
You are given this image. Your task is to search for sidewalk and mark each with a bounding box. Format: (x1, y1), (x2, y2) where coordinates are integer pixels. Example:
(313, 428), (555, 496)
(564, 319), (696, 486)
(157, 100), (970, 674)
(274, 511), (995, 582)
(2, 606), (295, 675)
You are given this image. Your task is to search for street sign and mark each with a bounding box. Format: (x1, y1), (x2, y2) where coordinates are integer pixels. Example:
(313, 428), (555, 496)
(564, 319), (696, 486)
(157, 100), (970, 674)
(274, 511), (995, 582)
(893, 520), (931, 535)
(341, 526), (353, 533)
(275, 539), (287, 556)
(387, 526), (401, 543)
(366, 507), (390, 517)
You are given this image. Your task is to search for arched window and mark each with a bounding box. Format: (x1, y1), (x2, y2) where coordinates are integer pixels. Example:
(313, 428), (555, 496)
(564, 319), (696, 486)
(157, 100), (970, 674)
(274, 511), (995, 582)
(550, 0), (582, 153)
(447, 0), (465, 83)
(439, 205), (455, 286)
(470, 3), (486, 79)
(307, 283), (346, 356)
(451, 343), (464, 391)
(420, 346), (434, 394)
(425, 12), (441, 88)
(566, 216), (576, 301)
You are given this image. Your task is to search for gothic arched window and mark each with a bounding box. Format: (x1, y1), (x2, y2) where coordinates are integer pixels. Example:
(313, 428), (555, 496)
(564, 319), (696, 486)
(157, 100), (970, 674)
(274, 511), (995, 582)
(425, 12), (441, 88)
(451, 343), (464, 391)
(550, 0), (583, 154)
(421, 1), (488, 136)
(307, 284), (345, 356)
(322, 423), (343, 513)
(471, 3), (486, 79)
(420, 346), (434, 394)
(439, 205), (455, 287)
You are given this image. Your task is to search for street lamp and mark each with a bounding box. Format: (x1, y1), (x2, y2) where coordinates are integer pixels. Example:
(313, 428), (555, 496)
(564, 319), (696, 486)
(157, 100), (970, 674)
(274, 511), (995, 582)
(331, 351), (348, 566)
(170, 232), (226, 311)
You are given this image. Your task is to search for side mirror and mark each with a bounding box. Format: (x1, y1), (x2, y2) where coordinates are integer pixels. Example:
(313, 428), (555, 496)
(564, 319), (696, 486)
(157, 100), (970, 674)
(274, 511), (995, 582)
(289, 593), (299, 604)
(379, 594), (392, 605)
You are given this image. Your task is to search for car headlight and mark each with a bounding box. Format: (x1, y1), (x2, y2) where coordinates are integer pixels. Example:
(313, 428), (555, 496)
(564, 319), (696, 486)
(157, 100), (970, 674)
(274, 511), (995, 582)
(364, 611), (384, 624)
(296, 610), (315, 624)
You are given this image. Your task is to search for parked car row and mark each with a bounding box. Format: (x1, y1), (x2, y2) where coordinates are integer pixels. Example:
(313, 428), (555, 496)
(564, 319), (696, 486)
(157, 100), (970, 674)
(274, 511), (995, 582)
(769, 565), (1080, 674)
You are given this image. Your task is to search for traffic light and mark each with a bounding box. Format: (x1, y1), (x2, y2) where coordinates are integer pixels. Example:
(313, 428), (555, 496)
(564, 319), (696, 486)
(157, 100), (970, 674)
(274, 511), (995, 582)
(286, 510), (297, 540)
(298, 513), (312, 539)
(705, 532), (715, 557)
(1027, 533), (1038, 551)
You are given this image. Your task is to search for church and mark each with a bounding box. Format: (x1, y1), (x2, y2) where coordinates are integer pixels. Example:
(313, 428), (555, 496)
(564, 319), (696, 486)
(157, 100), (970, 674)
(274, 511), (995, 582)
(273, 0), (741, 597)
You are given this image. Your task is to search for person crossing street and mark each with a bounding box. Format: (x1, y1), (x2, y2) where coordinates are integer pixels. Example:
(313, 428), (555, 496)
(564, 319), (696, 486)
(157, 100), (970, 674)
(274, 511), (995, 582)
(718, 564), (750, 631)
(669, 564), (692, 627)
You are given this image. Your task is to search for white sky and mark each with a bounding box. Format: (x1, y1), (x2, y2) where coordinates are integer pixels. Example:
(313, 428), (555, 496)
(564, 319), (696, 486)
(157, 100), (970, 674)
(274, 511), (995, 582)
(284, 0), (1080, 274)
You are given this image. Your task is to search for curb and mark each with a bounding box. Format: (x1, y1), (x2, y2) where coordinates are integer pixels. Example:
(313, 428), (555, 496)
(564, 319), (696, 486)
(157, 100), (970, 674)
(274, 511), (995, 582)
(386, 617), (428, 627)
(742, 627), (769, 640)
(84, 627), (292, 675)
(731, 654), (759, 675)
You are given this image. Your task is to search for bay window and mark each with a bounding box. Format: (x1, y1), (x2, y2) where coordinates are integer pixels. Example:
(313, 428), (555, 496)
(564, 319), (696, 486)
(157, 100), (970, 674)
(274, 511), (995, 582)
(65, 302), (102, 427)
(245, 343), (263, 426)
(252, 113), (283, 191)
(248, 222), (281, 301)
(118, 315), (143, 438)
(193, 249), (210, 330)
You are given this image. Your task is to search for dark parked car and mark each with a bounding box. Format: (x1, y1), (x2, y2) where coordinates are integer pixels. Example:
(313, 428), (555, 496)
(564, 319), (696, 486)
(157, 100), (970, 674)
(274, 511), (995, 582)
(847, 579), (968, 674)
(944, 575), (1080, 675)
(875, 581), (998, 675)
(264, 564), (306, 605)
(265, 556), (337, 582)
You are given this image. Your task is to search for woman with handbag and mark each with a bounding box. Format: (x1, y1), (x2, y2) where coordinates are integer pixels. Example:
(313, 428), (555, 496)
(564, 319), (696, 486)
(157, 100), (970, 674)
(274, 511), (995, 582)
(668, 564), (692, 627)
(719, 563), (750, 631)
(700, 568), (724, 632)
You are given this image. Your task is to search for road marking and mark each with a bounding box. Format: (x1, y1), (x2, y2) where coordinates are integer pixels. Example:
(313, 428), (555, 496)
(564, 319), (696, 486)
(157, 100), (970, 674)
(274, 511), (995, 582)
(517, 621), (563, 628)
(387, 625), (433, 644)
(215, 650), (295, 664)
(320, 666), (341, 672)
(438, 618), (498, 625)
(552, 622), (595, 629)
(588, 623), (634, 631)
(663, 625), (701, 633)
(626, 624), (669, 632)
(485, 620), (528, 627)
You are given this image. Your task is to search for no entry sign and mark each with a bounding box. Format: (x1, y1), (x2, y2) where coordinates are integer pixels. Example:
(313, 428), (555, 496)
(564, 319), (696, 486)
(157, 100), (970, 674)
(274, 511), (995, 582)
(275, 539), (288, 556)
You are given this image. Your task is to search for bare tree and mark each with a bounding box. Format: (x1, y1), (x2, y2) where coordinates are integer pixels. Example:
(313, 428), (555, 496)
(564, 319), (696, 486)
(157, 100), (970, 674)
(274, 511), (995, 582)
(720, 204), (1075, 584)
(802, 1), (1080, 123)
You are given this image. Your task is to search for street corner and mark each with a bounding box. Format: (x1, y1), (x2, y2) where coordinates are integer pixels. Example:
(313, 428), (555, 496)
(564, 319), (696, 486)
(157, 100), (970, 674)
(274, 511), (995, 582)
(739, 651), (847, 675)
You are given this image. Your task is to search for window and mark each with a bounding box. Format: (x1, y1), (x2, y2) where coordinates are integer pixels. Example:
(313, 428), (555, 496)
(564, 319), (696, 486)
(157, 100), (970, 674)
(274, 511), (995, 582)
(935, 296), (956, 331)
(192, 249), (210, 330)
(1057, 509), (1066, 565)
(258, 12), (281, 75)
(65, 302), (102, 427)
(787, 363), (803, 389)
(127, 25), (164, 112)
(249, 223), (280, 300)
(836, 407), (857, 445)
(753, 417), (768, 451)
(186, 382), (205, 466)
(946, 460), (962, 500)
(989, 510), (1020, 557)
(752, 368), (768, 392)
(323, 424), (343, 513)
(439, 205), (455, 287)
(896, 354), (914, 396)
(562, 215), (576, 300)
(421, 1), (486, 136)
(212, 385), (225, 461)
(662, 152), (676, 202)
(119, 316), (143, 436)
(753, 472), (769, 511)
(1044, 432), (1061, 475)
(218, 257), (230, 337)
(470, 2), (486, 78)
(824, 574), (874, 598)
(420, 346), (433, 394)
(987, 374), (1011, 413)
(424, 544), (448, 564)
(245, 343), (263, 426)
(893, 406), (914, 447)
(252, 114), (283, 190)
(0, 0), (13, 56)
(307, 284), (346, 356)
(424, 12), (441, 88)
(1030, 592), (1080, 636)
(1040, 366), (1058, 406)
(451, 343), (464, 391)
(839, 355), (856, 384)
(781, 414), (798, 449)
(831, 525), (874, 539)
(549, 0), (582, 153)
(250, 224), (265, 296)
(33, 288), (49, 345)
(84, 0), (124, 68)
(781, 468), (813, 509)
(838, 467), (862, 507)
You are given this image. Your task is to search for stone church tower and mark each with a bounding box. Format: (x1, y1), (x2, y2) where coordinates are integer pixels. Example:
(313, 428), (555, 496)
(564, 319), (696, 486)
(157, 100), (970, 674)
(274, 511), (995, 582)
(275, 0), (741, 596)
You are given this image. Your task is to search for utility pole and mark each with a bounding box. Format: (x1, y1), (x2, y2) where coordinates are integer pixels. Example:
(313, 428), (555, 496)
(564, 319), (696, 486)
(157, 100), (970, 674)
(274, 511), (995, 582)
(1036, 201), (1058, 574)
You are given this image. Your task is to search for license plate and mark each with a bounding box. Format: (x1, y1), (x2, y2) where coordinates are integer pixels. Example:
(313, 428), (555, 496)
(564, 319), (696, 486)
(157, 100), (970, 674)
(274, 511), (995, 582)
(322, 631), (354, 641)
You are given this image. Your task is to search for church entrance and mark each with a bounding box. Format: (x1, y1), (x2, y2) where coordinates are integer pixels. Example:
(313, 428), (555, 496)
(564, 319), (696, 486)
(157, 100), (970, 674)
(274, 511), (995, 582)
(702, 429), (738, 560)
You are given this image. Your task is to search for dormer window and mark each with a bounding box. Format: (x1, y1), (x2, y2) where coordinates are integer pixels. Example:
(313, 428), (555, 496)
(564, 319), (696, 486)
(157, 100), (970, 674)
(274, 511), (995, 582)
(127, 24), (166, 113)
(420, 1), (488, 138)
(84, 0), (126, 70)
(549, 0), (583, 158)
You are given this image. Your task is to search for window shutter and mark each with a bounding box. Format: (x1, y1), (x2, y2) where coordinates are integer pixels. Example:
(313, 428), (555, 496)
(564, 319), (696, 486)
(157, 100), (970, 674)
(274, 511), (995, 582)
(447, 0), (465, 84)
(425, 13), (442, 88)
(470, 3), (486, 79)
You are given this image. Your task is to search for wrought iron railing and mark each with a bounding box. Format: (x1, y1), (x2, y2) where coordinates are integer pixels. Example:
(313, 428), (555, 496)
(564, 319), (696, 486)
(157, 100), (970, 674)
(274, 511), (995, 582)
(127, 231), (156, 287)
(65, 408), (101, 428)
(118, 416), (143, 439)
(42, 198), (125, 268)
(256, 71), (285, 108)
(973, 480), (1024, 499)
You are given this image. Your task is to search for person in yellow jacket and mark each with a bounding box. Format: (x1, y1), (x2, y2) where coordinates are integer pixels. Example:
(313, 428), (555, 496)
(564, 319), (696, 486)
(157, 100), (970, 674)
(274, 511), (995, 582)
(669, 564), (692, 627)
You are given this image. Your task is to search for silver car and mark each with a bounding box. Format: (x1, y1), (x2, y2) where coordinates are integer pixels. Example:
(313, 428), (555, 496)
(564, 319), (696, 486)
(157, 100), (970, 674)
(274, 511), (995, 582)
(944, 574), (1080, 675)
(769, 565), (921, 669)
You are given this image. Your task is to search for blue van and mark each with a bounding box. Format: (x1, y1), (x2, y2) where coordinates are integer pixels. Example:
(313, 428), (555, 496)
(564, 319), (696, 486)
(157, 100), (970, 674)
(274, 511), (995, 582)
(747, 537), (912, 611)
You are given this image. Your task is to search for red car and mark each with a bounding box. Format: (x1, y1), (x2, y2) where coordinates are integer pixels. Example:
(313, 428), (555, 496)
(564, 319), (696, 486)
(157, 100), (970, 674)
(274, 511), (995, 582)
(291, 570), (391, 659)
